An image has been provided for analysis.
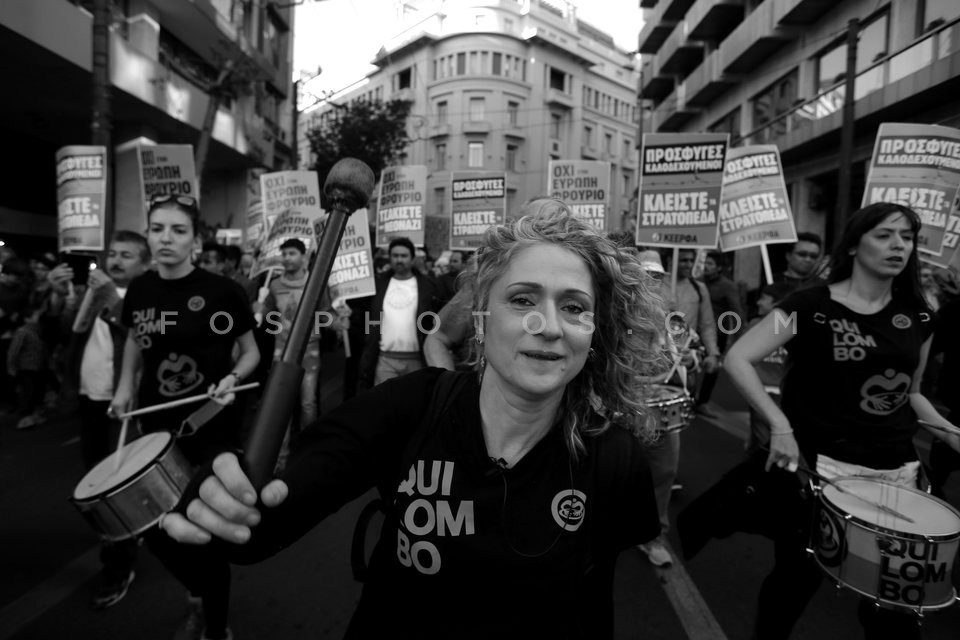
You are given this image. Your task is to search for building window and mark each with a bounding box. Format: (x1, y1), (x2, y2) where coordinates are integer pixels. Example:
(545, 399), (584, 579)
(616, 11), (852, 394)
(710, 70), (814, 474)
(435, 187), (445, 216)
(397, 67), (412, 90)
(549, 67), (566, 92)
(506, 144), (518, 171)
(920, 0), (957, 34)
(708, 107), (742, 145)
(468, 142), (484, 167)
(493, 53), (502, 75)
(469, 97), (485, 121)
(623, 138), (632, 158)
(435, 143), (446, 170)
(551, 113), (563, 140)
(622, 172), (631, 197)
(457, 52), (466, 75)
(815, 12), (889, 92)
(583, 125), (594, 147)
(507, 100), (519, 125)
(752, 70), (798, 140)
(469, 51), (480, 74)
(436, 101), (448, 124)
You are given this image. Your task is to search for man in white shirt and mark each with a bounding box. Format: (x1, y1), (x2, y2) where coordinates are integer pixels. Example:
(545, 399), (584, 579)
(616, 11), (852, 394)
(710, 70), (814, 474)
(360, 237), (441, 387)
(62, 231), (150, 609)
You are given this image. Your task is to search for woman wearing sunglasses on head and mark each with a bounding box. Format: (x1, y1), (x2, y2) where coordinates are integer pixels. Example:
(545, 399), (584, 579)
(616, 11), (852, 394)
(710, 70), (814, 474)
(110, 193), (259, 640)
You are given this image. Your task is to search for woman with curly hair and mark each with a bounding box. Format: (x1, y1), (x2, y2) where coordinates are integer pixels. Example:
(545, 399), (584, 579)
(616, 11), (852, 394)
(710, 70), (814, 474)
(161, 209), (672, 638)
(726, 202), (960, 639)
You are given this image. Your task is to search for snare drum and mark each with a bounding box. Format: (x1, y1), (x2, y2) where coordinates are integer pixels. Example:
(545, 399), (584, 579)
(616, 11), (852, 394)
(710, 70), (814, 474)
(645, 384), (694, 434)
(71, 432), (193, 541)
(813, 477), (960, 612)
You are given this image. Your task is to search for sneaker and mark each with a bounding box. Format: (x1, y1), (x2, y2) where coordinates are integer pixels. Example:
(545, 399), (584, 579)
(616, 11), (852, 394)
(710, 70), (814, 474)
(173, 596), (205, 640)
(201, 628), (233, 640)
(638, 540), (673, 567)
(90, 570), (135, 610)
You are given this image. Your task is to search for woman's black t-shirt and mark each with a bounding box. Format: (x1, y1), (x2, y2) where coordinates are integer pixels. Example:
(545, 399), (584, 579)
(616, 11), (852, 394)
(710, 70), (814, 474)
(777, 285), (934, 468)
(226, 368), (659, 639)
(122, 268), (254, 434)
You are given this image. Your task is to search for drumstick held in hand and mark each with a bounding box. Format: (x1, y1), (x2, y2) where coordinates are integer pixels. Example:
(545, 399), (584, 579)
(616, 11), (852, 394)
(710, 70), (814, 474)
(112, 417), (131, 472)
(760, 446), (915, 523)
(116, 382), (260, 420)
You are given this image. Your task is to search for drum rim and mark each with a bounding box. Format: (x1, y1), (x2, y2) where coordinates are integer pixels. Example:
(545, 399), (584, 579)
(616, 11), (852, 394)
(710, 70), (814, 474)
(645, 385), (693, 407)
(820, 478), (960, 541)
(71, 432), (175, 503)
(814, 562), (959, 612)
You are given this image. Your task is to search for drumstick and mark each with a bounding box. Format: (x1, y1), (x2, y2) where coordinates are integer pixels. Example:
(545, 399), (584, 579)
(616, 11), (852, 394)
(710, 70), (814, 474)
(918, 420), (960, 437)
(662, 333), (694, 386)
(760, 447), (916, 523)
(116, 382), (260, 420)
(112, 417), (131, 472)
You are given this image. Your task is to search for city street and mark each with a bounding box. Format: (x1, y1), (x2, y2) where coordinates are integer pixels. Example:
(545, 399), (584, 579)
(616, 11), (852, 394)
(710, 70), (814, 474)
(2, 353), (958, 640)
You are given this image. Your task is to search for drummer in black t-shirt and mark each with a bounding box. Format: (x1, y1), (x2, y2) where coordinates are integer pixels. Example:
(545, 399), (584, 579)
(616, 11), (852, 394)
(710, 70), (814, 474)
(726, 202), (960, 640)
(111, 193), (259, 640)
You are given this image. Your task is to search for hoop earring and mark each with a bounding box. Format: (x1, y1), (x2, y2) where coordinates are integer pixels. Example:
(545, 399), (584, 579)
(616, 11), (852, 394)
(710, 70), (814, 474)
(478, 353), (486, 385)
(588, 347), (596, 360)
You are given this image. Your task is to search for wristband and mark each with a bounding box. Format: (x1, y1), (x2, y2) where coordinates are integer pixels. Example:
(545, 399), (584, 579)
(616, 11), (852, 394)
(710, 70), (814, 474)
(770, 429), (794, 436)
(228, 371), (242, 383)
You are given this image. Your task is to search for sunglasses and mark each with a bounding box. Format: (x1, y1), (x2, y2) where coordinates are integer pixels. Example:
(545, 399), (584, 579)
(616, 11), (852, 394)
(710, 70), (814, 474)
(149, 194), (198, 212)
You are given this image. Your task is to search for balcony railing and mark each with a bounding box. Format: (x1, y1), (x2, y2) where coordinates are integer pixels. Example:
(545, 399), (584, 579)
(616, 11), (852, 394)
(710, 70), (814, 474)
(743, 15), (960, 146)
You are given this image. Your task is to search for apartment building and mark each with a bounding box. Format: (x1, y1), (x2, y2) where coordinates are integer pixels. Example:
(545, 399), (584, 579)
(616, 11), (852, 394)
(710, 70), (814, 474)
(0, 0), (296, 249)
(639, 0), (960, 287)
(302, 0), (642, 253)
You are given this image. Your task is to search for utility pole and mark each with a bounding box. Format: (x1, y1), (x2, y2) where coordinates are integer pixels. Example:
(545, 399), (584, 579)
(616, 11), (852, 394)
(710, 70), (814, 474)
(91, 0), (113, 257)
(835, 17), (859, 242)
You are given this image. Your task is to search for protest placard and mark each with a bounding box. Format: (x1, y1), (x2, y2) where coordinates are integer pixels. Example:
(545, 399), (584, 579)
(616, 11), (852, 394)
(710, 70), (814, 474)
(450, 172), (506, 249)
(56, 145), (107, 253)
(328, 208), (376, 303)
(861, 123), (960, 256)
(636, 133), (728, 249)
(718, 145), (797, 252)
(140, 144), (198, 205)
(376, 165), (426, 247)
(253, 171), (323, 277)
(547, 160), (611, 231)
(243, 168), (266, 253)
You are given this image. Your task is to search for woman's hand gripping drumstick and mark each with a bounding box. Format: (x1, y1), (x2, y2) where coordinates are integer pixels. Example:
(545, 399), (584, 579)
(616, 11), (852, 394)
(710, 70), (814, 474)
(110, 382), (261, 421)
(160, 452), (289, 545)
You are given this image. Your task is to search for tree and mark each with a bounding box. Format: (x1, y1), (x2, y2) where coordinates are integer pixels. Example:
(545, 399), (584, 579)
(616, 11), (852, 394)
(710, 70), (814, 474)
(306, 98), (412, 193)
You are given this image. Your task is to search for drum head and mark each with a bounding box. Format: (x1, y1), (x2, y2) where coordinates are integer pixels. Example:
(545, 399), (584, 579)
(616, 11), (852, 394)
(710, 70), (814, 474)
(646, 384), (687, 405)
(73, 432), (172, 500)
(823, 478), (960, 537)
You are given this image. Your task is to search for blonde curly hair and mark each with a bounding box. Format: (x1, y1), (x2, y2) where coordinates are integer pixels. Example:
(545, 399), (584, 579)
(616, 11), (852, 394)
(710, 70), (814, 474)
(464, 210), (672, 460)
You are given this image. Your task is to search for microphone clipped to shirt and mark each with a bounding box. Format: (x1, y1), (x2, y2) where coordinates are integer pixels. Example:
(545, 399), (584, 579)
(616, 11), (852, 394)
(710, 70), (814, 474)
(485, 456), (509, 479)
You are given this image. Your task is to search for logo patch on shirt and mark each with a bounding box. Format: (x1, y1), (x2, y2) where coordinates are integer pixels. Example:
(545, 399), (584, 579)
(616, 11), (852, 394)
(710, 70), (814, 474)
(813, 312), (827, 325)
(551, 489), (587, 532)
(892, 313), (912, 329)
(188, 296), (205, 312)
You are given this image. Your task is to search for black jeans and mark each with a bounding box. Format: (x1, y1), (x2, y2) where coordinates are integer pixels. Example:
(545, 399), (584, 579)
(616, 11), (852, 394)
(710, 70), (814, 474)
(78, 397), (139, 582)
(754, 489), (922, 640)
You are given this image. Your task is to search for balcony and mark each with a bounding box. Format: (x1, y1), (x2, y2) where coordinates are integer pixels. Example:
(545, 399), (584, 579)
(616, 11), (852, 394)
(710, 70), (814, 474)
(742, 17), (960, 152)
(659, 22), (705, 78)
(719, 0), (799, 74)
(641, 65), (674, 102)
(394, 87), (415, 103)
(462, 121), (492, 134)
(686, 0), (745, 42)
(651, 84), (699, 131)
(546, 88), (576, 109)
(427, 124), (451, 138)
(581, 145), (599, 160)
(779, 0), (837, 25)
(683, 49), (738, 107)
(662, 0), (698, 21)
(638, 16), (677, 55)
(640, 0), (659, 7)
